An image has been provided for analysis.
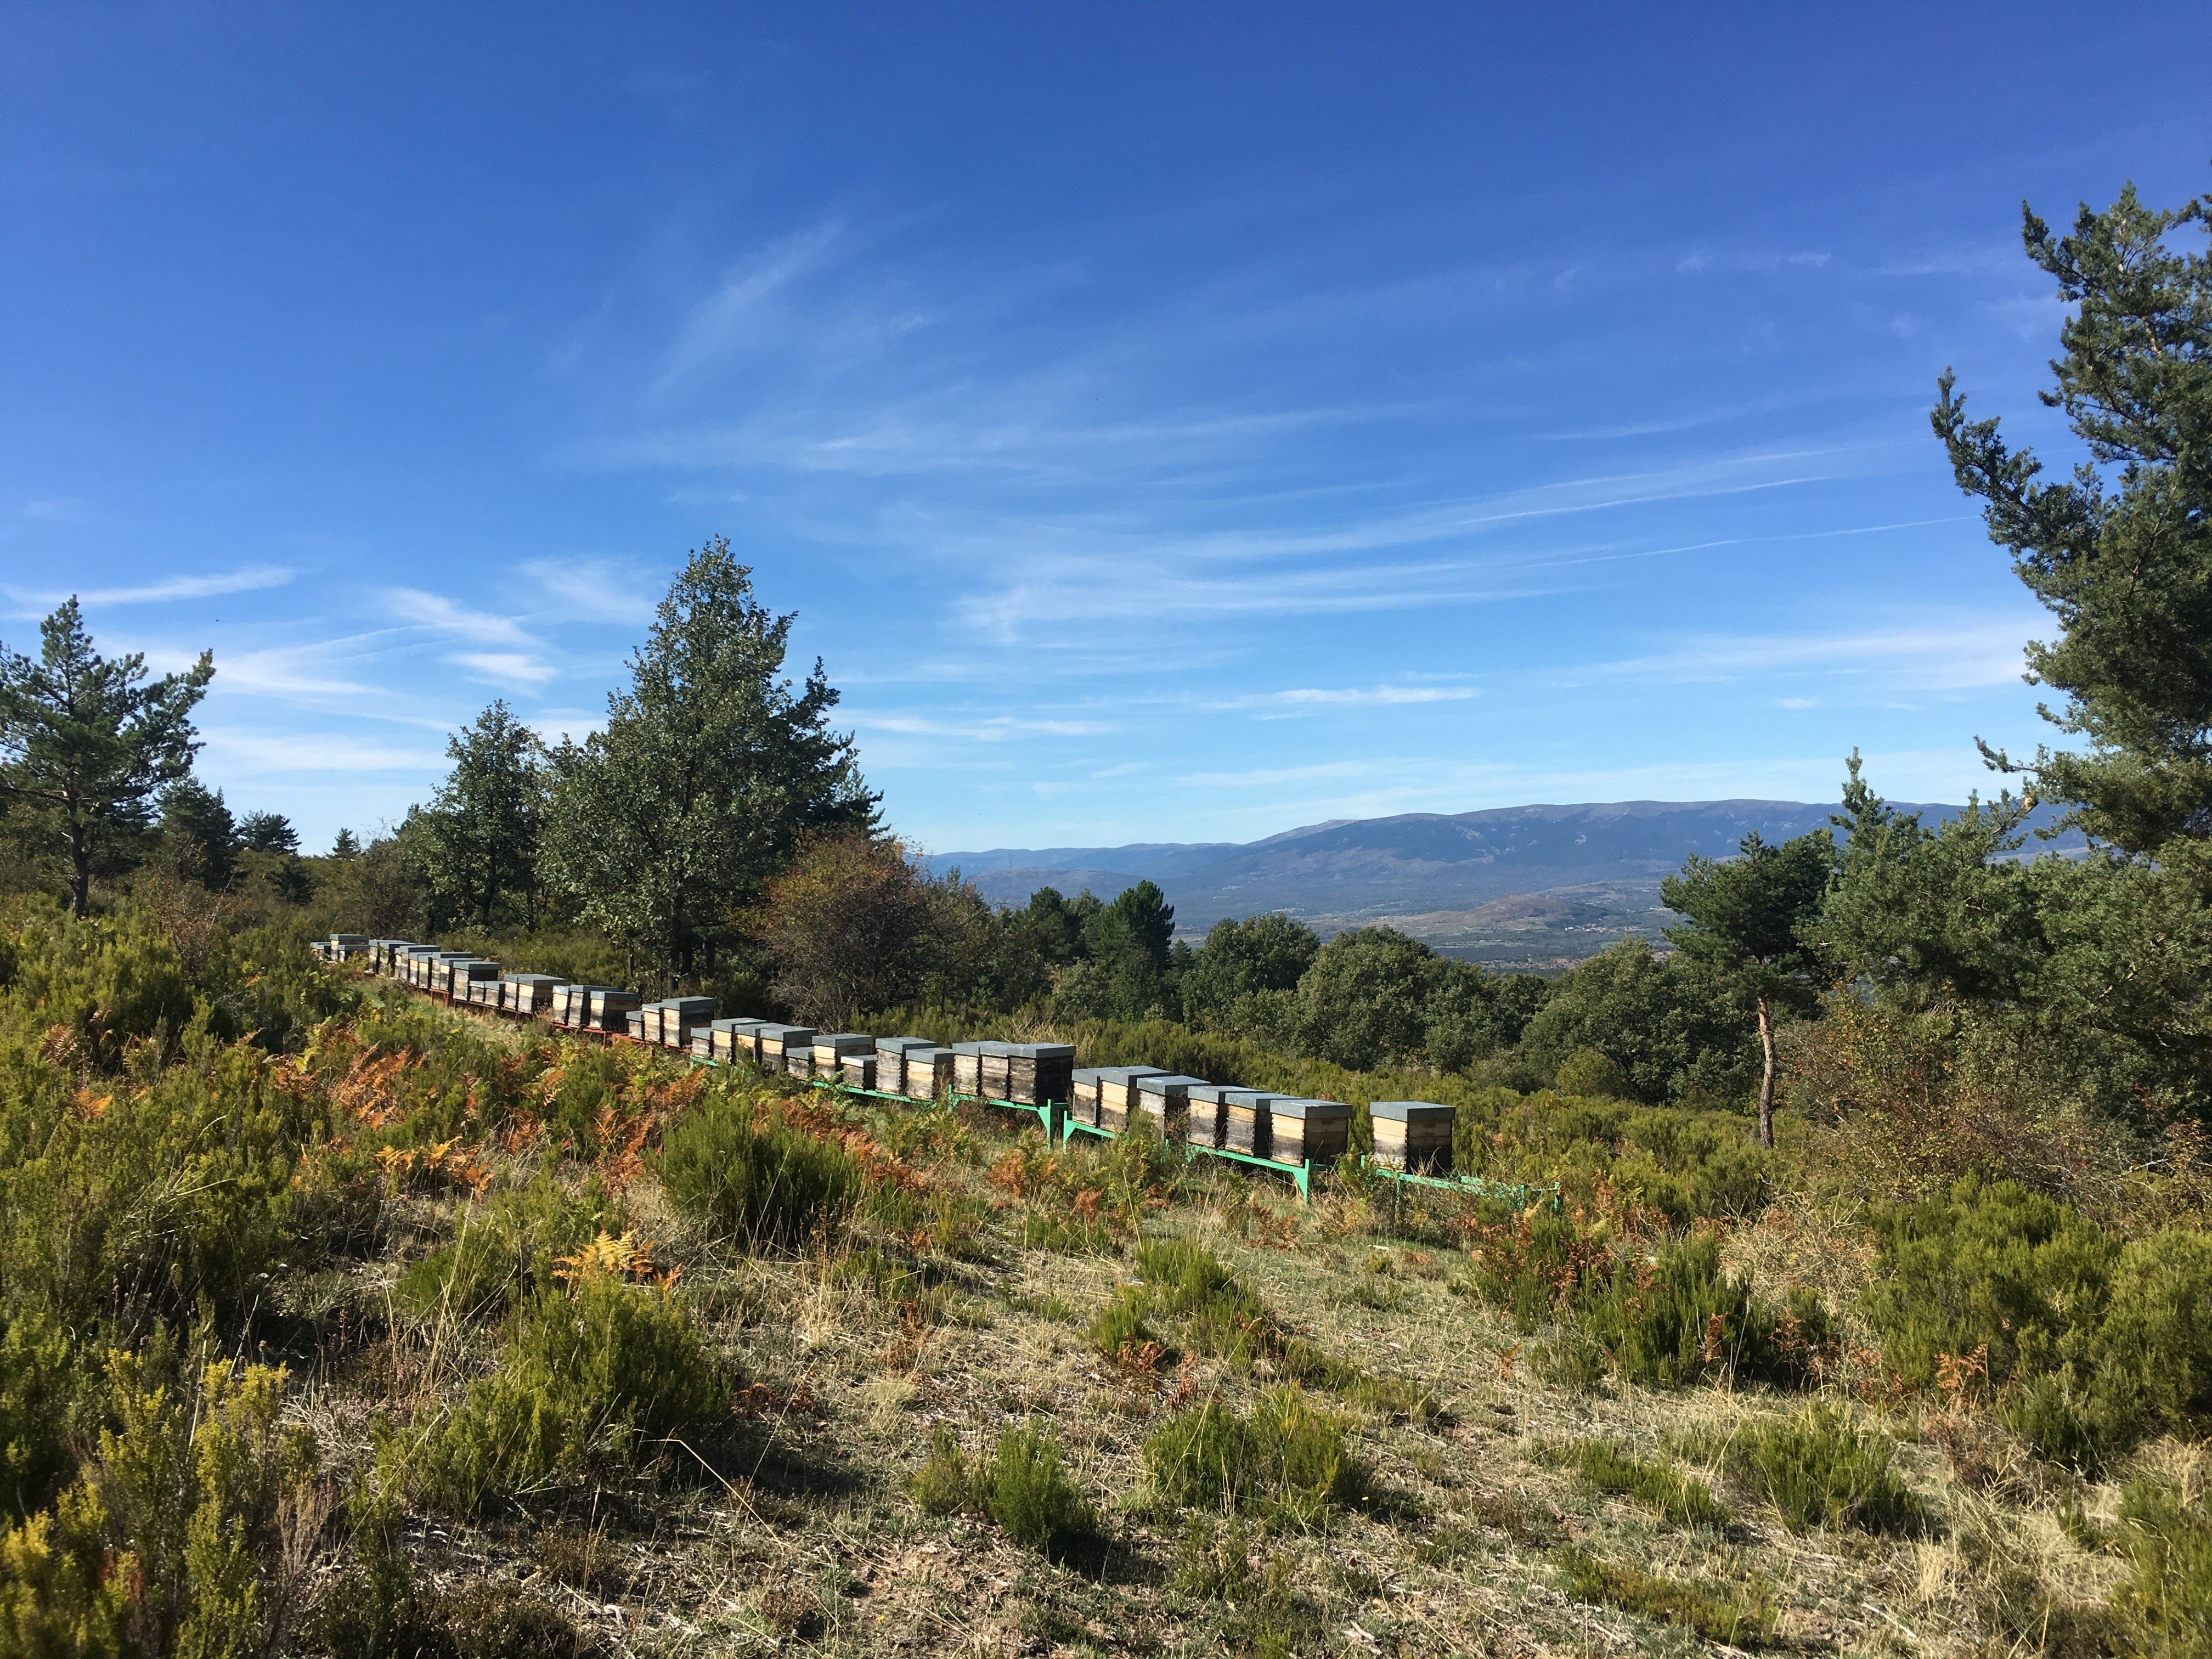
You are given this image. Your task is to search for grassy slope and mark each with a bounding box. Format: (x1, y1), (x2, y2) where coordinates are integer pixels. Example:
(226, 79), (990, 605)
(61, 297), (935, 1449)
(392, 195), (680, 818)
(297, 982), (2149, 1659)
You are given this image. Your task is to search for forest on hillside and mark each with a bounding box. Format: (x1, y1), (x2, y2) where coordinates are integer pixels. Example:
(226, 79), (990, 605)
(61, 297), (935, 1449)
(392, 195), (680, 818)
(0, 178), (2208, 1657)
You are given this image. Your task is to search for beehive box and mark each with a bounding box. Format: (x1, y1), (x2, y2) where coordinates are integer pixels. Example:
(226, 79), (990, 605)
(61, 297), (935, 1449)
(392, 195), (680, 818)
(690, 1027), (714, 1059)
(873, 1036), (931, 1095)
(550, 985), (589, 1025)
(624, 1011), (645, 1041)
(1221, 1090), (1273, 1157)
(710, 1018), (765, 1064)
(589, 989), (642, 1032)
(1368, 1100), (1456, 1172)
(904, 1047), (952, 1100)
(664, 995), (716, 1048)
(505, 974), (560, 1014)
(639, 1002), (668, 1043)
(978, 1041), (1018, 1099)
(812, 1033), (874, 1071)
(1136, 1075), (1205, 1140)
(769, 1026), (819, 1077)
(1004, 1043), (1075, 1106)
(840, 1053), (878, 1091)
(1268, 1099), (1352, 1166)
(1183, 1085), (1233, 1149)
(1071, 1068), (1104, 1127)
(950, 1042), (988, 1096)
(1097, 1067), (1170, 1133)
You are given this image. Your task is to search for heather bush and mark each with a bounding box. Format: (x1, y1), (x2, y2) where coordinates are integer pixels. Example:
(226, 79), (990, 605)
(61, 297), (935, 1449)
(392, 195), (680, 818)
(658, 1088), (863, 1251)
(2112, 1477), (2212, 1659)
(0, 1350), (316, 1659)
(1558, 1438), (1726, 1527)
(1144, 1387), (1363, 1527)
(392, 1174), (624, 1329)
(905, 1422), (1094, 1559)
(1729, 1406), (1920, 1536)
(414, 1270), (727, 1514)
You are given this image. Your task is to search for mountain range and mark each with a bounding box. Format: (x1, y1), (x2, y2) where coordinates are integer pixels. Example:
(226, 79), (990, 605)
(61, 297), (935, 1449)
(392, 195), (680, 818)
(921, 799), (2077, 971)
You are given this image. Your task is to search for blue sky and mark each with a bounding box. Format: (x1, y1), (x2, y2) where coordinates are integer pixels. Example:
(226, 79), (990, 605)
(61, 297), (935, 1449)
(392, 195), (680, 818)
(4, 4), (2209, 856)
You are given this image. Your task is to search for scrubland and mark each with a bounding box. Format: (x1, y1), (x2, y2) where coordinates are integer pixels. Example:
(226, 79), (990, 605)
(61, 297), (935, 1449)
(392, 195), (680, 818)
(1, 905), (2207, 1659)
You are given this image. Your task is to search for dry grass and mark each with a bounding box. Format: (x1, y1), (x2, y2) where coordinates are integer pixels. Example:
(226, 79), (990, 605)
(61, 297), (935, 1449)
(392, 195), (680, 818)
(290, 993), (2163, 1657)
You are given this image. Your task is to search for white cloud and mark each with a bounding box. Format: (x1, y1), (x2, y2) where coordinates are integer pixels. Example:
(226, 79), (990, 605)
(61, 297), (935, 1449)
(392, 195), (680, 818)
(655, 222), (845, 391)
(1242, 685), (1479, 713)
(7, 565), (292, 607)
(1584, 614), (2041, 694)
(196, 727), (447, 776)
(385, 588), (539, 647)
(523, 557), (661, 624)
(450, 651), (558, 686)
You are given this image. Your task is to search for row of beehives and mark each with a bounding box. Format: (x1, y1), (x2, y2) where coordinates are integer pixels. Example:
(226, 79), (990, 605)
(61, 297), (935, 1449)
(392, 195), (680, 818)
(318, 935), (1457, 1172)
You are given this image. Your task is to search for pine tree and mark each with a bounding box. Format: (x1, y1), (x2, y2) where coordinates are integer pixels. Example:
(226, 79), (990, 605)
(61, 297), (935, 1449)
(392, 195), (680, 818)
(540, 539), (876, 981)
(1934, 181), (2212, 853)
(1661, 831), (1832, 1148)
(0, 600), (213, 915)
(415, 702), (546, 930)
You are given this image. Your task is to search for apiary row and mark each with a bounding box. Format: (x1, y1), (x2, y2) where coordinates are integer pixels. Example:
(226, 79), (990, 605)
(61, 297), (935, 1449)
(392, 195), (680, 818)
(319, 936), (1461, 1173)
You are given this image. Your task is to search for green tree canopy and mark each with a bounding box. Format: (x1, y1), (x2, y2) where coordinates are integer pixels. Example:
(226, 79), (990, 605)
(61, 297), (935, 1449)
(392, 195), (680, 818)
(1933, 181), (2212, 854)
(539, 539), (877, 982)
(414, 701), (547, 930)
(1517, 938), (1758, 1110)
(157, 778), (237, 891)
(235, 810), (299, 857)
(1661, 828), (1832, 1146)
(1181, 912), (1321, 1030)
(0, 599), (213, 914)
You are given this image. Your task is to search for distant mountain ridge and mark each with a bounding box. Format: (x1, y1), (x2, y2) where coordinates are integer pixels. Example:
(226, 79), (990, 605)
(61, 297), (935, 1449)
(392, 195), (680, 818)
(921, 798), (2078, 970)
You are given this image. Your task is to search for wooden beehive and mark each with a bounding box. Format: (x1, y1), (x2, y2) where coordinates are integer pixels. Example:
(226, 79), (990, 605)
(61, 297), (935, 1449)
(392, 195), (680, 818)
(1135, 1075), (1204, 1140)
(950, 1042), (988, 1096)
(904, 1047), (952, 1100)
(1071, 1068), (1103, 1127)
(1097, 1067), (1170, 1133)
(710, 1018), (763, 1064)
(840, 1053), (877, 1091)
(812, 1033), (874, 1072)
(978, 1041), (1017, 1099)
(506, 974), (560, 1014)
(690, 1026), (714, 1059)
(767, 1026), (818, 1076)
(1005, 1043), (1075, 1106)
(1368, 1101), (1456, 1172)
(1268, 1099), (1352, 1166)
(1184, 1085), (1232, 1149)
(665, 995), (715, 1049)
(1221, 1090), (1273, 1158)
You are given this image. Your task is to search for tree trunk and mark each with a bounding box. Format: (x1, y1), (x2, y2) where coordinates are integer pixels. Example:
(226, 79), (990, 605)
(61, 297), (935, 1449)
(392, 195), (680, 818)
(1755, 994), (1777, 1150)
(69, 816), (91, 917)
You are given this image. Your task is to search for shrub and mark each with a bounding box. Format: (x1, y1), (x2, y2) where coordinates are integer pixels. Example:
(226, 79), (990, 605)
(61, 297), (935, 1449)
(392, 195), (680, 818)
(906, 1423), (1094, 1559)
(1731, 1406), (1919, 1536)
(658, 1090), (864, 1251)
(0, 1313), (77, 1525)
(415, 1271), (727, 1514)
(1553, 1048), (1629, 1099)
(392, 1175), (622, 1329)
(1862, 1178), (2117, 1391)
(1561, 1439), (1726, 1528)
(2111, 1477), (2212, 1659)
(977, 1425), (1094, 1559)
(1556, 1547), (1777, 1647)
(0, 1351), (316, 1659)
(1144, 1387), (1363, 1527)
(1861, 1180), (2212, 1469)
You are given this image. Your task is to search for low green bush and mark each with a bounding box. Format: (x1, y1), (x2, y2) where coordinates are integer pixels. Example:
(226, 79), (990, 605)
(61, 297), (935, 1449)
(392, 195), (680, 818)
(905, 1422), (1094, 1559)
(2112, 1476), (2212, 1659)
(1460, 1218), (1829, 1389)
(1144, 1387), (1363, 1527)
(0, 1350), (316, 1659)
(0, 1312), (78, 1526)
(392, 1175), (622, 1329)
(1730, 1406), (1920, 1536)
(413, 1271), (727, 1514)
(658, 1088), (864, 1252)
(1861, 1180), (2212, 1470)
(1556, 1547), (1777, 1647)
(1559, 1438), (1726, 1528)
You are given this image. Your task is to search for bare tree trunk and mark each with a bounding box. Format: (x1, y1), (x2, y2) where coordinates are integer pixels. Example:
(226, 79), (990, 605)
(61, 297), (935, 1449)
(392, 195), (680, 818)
(69, 817), (91, 917)
(1755, 994), (1777, 1150)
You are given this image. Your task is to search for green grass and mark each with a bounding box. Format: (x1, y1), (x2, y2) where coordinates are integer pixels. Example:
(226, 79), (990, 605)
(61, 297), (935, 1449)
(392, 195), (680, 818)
(1554, 1438), (1727, 1528)
(1730, 1406), (1920, 1536)
(1556, 1547), (1778, 1646)
(1143, 1386), (1364, 1528)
